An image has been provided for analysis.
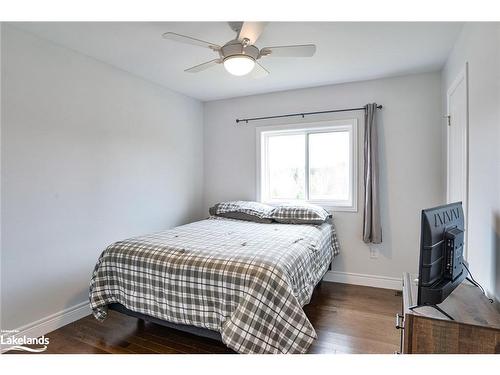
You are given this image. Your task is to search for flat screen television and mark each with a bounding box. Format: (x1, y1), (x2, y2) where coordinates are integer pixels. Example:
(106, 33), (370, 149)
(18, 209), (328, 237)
(416, 202), (467, 319)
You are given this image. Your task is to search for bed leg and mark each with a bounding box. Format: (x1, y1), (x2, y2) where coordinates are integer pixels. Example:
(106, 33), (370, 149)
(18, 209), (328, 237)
(137, 318), (146, 329)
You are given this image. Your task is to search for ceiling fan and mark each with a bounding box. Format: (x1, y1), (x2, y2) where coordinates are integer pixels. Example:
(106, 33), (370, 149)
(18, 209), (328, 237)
(162, 22), (316, 77)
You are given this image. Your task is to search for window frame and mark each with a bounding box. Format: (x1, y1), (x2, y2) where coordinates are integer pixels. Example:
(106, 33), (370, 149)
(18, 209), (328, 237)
(256, 119), (358, 212)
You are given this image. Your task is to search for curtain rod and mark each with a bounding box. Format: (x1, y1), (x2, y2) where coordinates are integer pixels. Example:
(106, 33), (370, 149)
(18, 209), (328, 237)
(235, 104), (382, 124)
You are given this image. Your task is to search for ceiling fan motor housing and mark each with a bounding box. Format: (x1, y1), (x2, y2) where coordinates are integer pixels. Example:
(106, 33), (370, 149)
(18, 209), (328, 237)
(220, 40), (260, 61)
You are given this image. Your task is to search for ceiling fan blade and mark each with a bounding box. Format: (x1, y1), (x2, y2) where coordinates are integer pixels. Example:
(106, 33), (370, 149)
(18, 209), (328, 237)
(237, 22), (268, 45)
(162, 32), (220, 50)
(184, 59), (221, 73)
(251, 62), (269, 79)
(260, 44), (316, 57)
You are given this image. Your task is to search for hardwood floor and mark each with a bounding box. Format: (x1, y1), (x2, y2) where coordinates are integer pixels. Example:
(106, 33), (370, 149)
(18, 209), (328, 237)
(305, 282), (401, 353)
(9, 282), (402, 354)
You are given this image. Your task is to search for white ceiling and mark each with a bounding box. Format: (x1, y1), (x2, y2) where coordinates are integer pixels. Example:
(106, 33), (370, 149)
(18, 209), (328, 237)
(12, 22), (463, 101)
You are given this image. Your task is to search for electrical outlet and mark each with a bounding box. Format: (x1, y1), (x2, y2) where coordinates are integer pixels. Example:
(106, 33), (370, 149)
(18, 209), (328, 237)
(369, 247), (379, 259)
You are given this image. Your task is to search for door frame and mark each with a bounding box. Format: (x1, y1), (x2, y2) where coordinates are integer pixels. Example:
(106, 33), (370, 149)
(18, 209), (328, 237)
(446, 62), (469, 260)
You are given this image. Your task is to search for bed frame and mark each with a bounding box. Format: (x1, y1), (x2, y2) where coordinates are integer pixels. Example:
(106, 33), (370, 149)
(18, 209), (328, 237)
(108, 303), (222, 341)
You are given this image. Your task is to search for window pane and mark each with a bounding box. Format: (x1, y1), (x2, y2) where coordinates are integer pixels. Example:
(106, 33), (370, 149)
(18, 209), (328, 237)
(267, 134), (305, 200)
(308, 131), (350, 201)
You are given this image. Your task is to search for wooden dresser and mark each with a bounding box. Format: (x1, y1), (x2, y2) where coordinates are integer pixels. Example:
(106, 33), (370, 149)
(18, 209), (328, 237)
(398, 272), (500, 353)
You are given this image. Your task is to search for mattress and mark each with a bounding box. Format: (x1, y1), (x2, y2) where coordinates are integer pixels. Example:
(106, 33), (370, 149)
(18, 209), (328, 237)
(89, 216), (339, 353)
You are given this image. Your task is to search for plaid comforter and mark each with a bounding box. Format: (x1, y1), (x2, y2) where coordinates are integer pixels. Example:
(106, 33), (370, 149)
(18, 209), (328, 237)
(89, 217), (340, 354)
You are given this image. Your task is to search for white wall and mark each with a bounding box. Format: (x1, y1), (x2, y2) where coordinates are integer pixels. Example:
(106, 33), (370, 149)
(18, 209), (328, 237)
(1, 25), (204, 330)
(204, 72), (443, 284)
(0, 23), (3, 330)
(442, 23), (500, 301)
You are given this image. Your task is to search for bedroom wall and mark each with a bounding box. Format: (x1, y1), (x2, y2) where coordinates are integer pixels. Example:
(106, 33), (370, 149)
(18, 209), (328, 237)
(441, 23), (500, 302)
(203, 72), (443, 287)
(0, 25), (204, 331)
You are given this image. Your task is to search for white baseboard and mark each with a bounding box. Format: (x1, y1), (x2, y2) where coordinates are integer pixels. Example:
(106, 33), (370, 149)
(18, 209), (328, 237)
(6, 301), (91, 341)
(323, 270), (402, 290)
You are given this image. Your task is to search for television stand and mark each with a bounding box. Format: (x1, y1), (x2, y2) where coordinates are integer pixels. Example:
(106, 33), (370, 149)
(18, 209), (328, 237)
(397, 272), (500, 354)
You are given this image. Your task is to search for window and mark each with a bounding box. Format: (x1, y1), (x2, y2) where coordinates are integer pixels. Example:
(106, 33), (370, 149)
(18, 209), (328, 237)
(257, 119), (357, 211)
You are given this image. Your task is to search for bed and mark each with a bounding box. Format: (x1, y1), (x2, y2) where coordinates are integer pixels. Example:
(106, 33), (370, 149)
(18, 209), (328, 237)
(89, 215), (339, 354)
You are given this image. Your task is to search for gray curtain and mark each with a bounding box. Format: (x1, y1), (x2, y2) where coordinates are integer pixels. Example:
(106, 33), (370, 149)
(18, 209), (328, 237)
(363, 103), (382, 244)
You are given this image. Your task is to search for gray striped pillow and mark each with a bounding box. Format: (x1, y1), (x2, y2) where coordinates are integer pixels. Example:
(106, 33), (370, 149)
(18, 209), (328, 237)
(270, 203), (331, 225)
(209, 201), (274, 223)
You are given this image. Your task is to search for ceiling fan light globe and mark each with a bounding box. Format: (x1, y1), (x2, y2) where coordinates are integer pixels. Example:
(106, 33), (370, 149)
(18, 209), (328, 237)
(223, 55), (255, 76)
